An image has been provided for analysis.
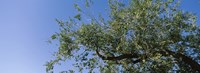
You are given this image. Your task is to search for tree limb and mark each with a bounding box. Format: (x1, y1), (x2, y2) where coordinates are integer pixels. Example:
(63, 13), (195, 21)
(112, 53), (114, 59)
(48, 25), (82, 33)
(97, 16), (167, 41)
(164, 50), (200, 72)
(96, 49), (200, 72)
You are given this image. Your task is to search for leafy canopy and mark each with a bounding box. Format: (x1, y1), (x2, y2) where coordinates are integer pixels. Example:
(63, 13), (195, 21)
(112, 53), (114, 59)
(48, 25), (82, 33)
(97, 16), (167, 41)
(46, 0), (200, 73)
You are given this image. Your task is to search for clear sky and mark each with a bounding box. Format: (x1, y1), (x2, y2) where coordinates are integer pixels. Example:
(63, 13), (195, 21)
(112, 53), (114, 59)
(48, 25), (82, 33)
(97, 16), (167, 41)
(0, 0), (199, 73)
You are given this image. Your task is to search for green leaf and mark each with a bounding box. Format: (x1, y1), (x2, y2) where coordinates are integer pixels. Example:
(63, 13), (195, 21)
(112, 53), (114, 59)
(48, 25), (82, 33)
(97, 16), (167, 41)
(168, 0), (174, 3)
(51, 34), (57, 39)
(74, 14), (81, 20)
(74, 4), (81, 12)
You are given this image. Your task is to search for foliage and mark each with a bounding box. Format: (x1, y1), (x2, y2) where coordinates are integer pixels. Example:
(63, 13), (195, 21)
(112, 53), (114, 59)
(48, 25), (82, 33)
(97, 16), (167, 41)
(46, 0), (200, 73)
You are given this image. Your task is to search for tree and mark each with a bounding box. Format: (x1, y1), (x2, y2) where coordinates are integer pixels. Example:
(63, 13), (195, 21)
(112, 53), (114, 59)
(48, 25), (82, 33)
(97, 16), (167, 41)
(46, 0), (200, 73)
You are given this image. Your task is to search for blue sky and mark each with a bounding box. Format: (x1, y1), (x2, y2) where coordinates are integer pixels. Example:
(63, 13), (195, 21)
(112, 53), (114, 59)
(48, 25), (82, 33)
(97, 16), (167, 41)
(0, 0), (199, 73)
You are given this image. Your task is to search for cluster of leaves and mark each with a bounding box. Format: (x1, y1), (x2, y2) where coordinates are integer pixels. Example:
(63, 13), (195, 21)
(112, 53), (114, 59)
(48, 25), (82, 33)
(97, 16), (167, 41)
(46, 0), (200, 73)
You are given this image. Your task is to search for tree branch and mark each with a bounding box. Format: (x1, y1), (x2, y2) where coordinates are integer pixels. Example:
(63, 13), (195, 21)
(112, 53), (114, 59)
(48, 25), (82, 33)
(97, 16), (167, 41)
(147, 50), (200, 72)
(164, 50), (200, 72)
(96, 49), (200, 72)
